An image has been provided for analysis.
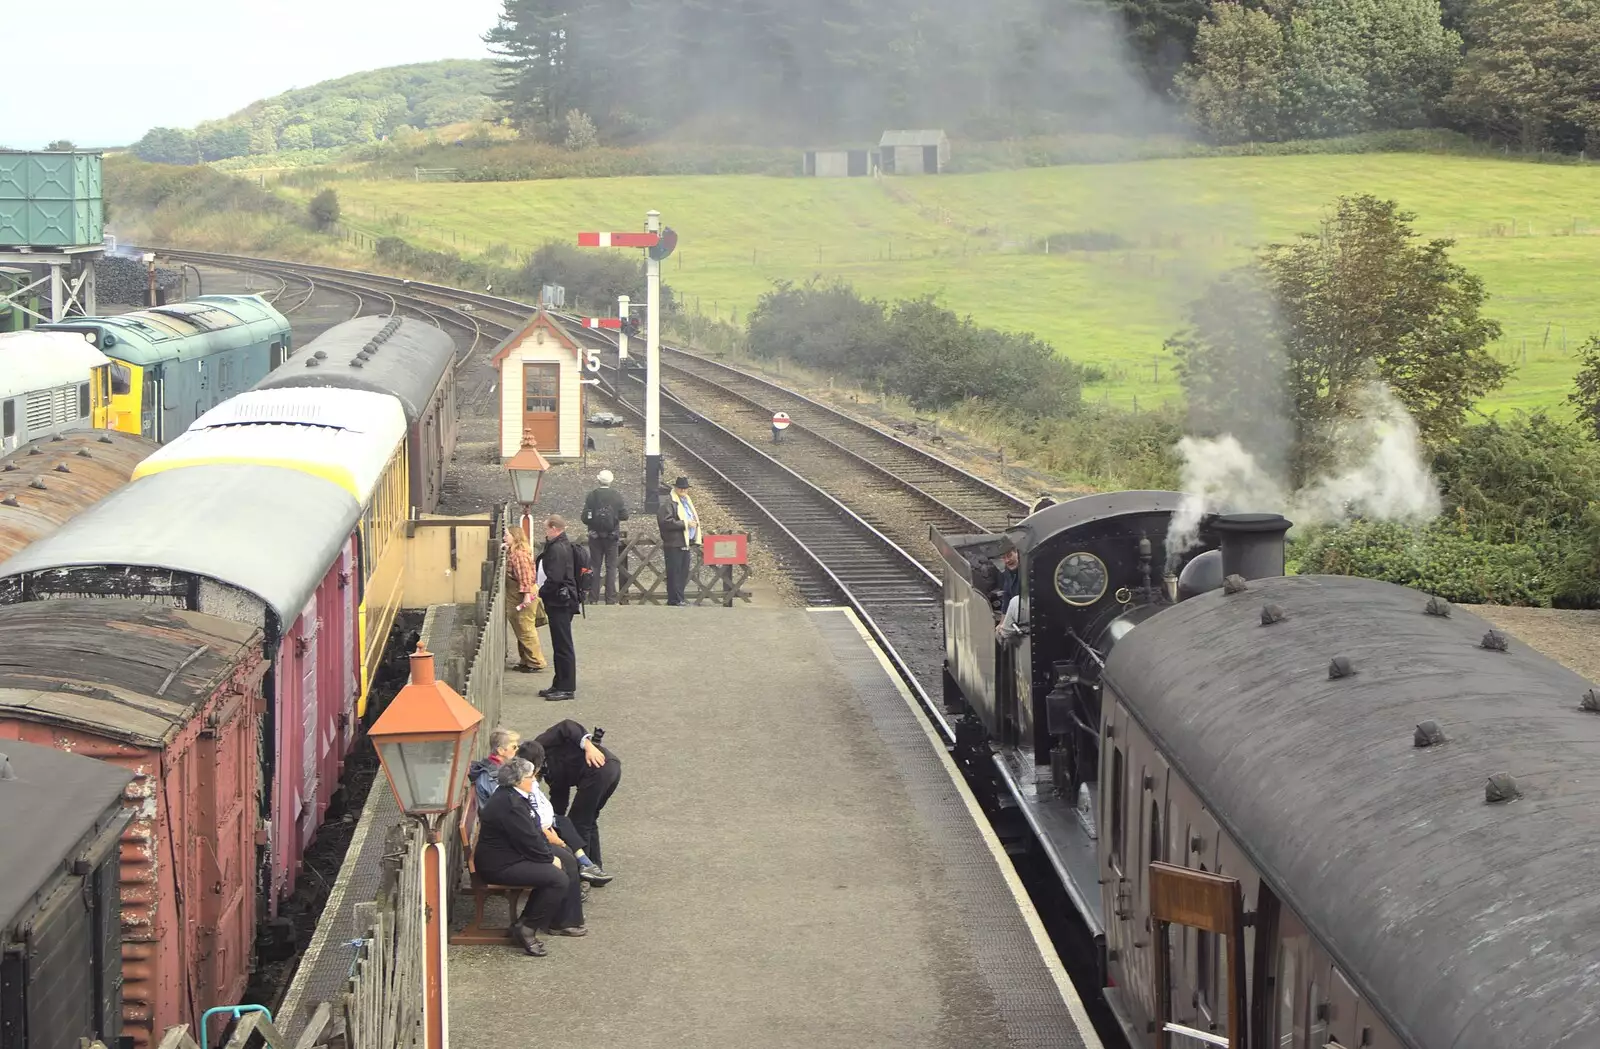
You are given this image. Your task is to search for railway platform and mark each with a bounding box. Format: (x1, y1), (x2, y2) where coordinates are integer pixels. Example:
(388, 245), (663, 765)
(447, 603), (1098, 1048)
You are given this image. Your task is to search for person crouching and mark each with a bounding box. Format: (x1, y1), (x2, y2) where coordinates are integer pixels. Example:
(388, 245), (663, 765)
(473, 757), (587, 956)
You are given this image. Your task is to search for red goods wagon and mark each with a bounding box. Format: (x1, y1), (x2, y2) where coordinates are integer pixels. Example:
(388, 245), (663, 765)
(0, 600), (267, 1049)
(0, 465), (365, 917)
(0, 429), (158, 562)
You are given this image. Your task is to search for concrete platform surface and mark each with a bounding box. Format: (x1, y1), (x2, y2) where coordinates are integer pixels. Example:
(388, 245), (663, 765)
(448, 604), (1096, 1049)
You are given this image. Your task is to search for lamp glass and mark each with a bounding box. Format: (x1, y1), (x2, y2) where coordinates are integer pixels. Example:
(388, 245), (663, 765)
(378, 738), (457, 812)
(508, 466), (543, 504)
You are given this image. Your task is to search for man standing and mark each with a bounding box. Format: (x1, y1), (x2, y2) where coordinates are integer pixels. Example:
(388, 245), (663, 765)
(537, 515), (580, 701)
(657, 475), (700, 607)
(580, 469), (629, 605)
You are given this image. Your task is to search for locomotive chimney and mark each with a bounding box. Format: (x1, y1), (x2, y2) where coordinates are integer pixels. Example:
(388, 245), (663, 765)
(1208, 513), (1293, 581)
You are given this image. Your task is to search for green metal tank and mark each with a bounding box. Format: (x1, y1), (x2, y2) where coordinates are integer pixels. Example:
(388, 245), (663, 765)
(0, 151), (104, 247)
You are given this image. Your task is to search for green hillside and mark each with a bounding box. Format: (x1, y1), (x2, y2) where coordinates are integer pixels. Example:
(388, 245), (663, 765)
(325, 152), (1600, 413)
(132, 60), (499, 164)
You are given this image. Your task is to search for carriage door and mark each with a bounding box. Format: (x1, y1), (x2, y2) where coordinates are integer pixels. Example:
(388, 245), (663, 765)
(298, 602), (320, 852)
(523, 362), (560, 452)
(1129, 742), (1171, 1023)
(141, 370), (161, 440)
(1101, 704), (1135, 992)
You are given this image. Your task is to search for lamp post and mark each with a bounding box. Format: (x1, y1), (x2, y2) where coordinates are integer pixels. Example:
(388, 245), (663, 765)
(369, 644), (484, 1049)
(505, 428), (551, 541)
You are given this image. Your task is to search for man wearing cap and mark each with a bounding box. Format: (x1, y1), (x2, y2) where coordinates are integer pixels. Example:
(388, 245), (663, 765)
(657, 475), (701, 606)
(580, 469), (629, 605)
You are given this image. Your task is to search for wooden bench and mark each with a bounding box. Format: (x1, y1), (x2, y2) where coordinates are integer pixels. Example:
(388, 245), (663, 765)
(448, 789), (529, 945)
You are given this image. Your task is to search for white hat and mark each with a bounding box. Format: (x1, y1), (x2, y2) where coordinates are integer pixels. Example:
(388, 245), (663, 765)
(597, 470), (614, 486)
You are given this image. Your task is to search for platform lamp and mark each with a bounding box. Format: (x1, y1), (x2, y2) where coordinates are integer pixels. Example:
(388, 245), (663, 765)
(369, 643), (484, 1049)
(506, 427), (551, 541)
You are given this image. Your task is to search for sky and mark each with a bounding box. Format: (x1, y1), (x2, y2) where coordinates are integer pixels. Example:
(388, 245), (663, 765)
(1, 0), (507, 149)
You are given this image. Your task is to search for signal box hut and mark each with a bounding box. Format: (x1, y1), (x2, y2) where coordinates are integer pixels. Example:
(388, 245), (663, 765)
(878, 130), (950, 175)
(490, 310), (587, 461)
(0, 738), (133, 1049)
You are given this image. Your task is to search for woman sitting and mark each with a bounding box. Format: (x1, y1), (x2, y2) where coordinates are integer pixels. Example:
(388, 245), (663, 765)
(474, 757), (587, 956)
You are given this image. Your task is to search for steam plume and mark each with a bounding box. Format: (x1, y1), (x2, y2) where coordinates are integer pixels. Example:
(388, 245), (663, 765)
(1165, 383), (1441, 566)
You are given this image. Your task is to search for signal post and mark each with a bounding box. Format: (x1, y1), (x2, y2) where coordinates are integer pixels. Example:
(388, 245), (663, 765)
(577, 211), (677, 509)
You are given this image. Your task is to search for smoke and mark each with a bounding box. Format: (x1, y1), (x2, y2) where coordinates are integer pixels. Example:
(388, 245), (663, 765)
(1165, 383), (1441, 566)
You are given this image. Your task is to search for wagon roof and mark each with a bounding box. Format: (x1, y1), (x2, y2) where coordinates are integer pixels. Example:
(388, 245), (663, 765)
(254, 315), (455, 424)
(0, 601), (262, 747)
(0, 329), (111, 400)
(0, 464), (360, 624)
(0, 429), (159, 562)
(1104, 574), (1600, 1049)
(0, 736), (134, 933)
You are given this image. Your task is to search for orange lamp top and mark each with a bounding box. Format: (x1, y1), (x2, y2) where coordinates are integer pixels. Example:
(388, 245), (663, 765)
(369, 645), (484, 741)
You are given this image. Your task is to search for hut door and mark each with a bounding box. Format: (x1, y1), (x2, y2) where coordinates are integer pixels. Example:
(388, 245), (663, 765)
(923, 145), (939, 173)
(523, 362), (561, 452)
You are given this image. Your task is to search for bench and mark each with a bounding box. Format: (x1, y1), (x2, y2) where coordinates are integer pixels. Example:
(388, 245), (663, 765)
(448, 789), (529, 945)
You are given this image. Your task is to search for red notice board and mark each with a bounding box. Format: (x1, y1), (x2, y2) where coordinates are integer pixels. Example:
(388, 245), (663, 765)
(703, 534), (748, 565)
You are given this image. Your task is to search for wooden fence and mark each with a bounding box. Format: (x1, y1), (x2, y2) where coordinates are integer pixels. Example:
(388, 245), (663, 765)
(340, 819), (427, 1049)
(616, 532), (752, 606)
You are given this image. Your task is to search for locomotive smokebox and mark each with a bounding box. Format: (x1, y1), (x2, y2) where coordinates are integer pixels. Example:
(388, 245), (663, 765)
(1207, 512), (1293, 580)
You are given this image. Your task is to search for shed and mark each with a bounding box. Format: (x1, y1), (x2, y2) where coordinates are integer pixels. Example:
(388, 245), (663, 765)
(0, 737), (133, 1049)
(878, 130), (950, 175)
(0, 601), (266, 1049)
(489, 310), (587, 461)
(803, 149), (873, 178)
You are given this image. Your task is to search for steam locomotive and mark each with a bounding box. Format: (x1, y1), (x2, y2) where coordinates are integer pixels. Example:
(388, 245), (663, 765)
(935, 494), (1600, 1049)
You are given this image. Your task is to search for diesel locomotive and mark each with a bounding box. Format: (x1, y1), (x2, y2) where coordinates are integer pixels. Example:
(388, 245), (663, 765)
(936, 494), (1600, 1049)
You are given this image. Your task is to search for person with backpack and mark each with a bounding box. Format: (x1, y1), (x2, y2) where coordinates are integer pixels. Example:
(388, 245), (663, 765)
(536, 514), (581, 701)
(580, 469), (629, 605)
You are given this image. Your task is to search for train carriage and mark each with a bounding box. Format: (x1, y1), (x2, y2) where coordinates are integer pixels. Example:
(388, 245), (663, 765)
(0, 429), (158, 561)
(0, 602), (266, 1049)
(0, 465), (365, 920)
(0, 331), (118, 449)
(938, 497), (1600, 1049)
(254, 315), (458, 513)
(132, 386), (411, 715)
(42, 294), (291, 443)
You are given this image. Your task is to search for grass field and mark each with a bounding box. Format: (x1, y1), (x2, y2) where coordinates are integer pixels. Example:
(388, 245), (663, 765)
(319, 154), (1600, 413)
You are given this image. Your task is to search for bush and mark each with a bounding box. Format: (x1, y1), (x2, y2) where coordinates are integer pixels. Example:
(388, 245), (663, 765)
(308, 188), (340, 231)
(745, 278), (1083, 418)
(1292, 521), (1565, 605)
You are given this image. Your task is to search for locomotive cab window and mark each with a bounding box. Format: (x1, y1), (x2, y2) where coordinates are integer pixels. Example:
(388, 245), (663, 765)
(3, 400), (13, 438)
(78, 383), (91, 418)
(110, 362), (132, 395)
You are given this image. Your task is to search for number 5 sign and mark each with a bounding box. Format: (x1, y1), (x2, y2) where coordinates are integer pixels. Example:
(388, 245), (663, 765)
(586, 349), (601, 373)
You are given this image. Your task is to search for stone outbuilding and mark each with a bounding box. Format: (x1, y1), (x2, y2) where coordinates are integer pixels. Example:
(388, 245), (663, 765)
(878, 130), (950, 175)
(490, 310), (588, 461)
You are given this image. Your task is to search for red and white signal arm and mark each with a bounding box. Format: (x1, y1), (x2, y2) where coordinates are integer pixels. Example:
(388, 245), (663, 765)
(703, 533), (749, 565)
(771, 412), (791, 430)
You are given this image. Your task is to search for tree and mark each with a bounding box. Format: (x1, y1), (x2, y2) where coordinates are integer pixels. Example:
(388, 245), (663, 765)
(1569, 335), (1600, 439)
(564, 109), (599, 150)
(308, 189), (341, 231)
(1447, 0), (1600, 153)
(1176, 4), (1290, 143)
(131, 127), (199, 165)
(1171, 195), (1508, 483)
(46, 139), (75, 151)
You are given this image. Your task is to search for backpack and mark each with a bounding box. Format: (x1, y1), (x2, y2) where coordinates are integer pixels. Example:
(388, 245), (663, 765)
(589, 495), (618, 536)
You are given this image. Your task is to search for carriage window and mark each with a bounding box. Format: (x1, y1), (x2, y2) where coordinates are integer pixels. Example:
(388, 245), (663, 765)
(1308, 981), (1327, 1047)
(1149, 800), (1162, 866)
(1277, 945), (1300, 1048)
(1110, 747), (1125, 871)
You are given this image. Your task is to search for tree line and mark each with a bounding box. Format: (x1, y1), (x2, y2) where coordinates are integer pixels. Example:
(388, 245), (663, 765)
(486, 0), (1599, 154)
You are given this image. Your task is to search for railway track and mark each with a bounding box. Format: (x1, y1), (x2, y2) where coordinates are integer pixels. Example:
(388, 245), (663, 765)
(151, 248), (1026, 724)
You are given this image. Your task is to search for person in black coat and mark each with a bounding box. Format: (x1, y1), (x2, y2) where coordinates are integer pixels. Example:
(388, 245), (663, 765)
(536, 719), (623, 872)
(580, 470), (629, 605)
(474, 757), (587, 956)
(657, 475), (700, 606)
(537, 514), (580, 700)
